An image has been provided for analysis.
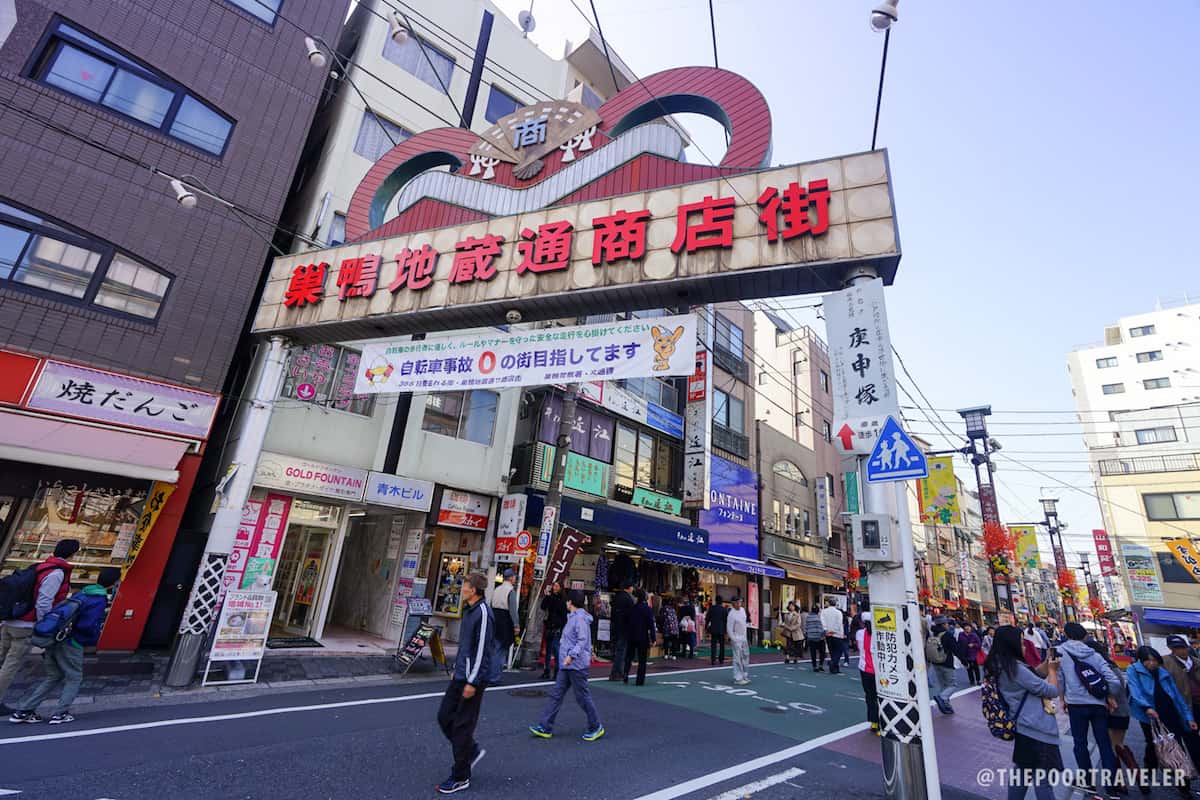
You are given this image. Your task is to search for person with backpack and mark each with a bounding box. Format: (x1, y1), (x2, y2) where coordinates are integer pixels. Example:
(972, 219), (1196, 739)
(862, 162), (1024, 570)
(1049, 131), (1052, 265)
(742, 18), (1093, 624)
(528, 590), (604, 742)
(982, 625), (1062, 800)
(1057, 622), (1121, 793)
(0, 539), (79, 713)
(8, 565), (116, 725)
(434, 572), (496, 795)
(926, 617), (959, 715)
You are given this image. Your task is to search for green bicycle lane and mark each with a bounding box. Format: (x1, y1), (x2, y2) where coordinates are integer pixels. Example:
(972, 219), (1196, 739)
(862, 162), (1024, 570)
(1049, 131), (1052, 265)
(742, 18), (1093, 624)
(591, 661), (870, 742)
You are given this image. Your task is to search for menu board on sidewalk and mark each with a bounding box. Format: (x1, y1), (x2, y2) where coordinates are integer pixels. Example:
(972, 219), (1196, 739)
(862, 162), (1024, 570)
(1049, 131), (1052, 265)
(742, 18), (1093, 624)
(203, 590), (277, 686)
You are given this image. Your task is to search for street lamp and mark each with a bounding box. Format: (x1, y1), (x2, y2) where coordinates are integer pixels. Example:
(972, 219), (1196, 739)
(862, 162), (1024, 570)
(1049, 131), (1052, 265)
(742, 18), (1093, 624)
(870, 0), (899, 32)
(1040, 497), (1059, 519)
(959, 405), (992, 439)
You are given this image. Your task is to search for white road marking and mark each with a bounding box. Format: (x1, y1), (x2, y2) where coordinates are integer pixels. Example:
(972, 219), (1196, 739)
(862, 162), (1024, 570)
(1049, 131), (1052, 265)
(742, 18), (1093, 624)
(0, 790), (21, 796)
(631, 722), (869, 800)
(0, 680), (556, 746)
(705, 767), (806, 800)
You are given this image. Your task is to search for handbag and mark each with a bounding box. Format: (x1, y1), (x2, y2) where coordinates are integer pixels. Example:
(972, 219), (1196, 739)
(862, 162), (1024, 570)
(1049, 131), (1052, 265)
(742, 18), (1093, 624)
(975, 648), (986, 666)
(1151, 720), (1200, 779)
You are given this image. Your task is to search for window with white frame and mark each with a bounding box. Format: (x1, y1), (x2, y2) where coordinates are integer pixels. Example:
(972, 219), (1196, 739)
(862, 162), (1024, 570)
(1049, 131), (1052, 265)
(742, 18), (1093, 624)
(422, 391), (499, 445)
(713, 389), (744, 434)
(822, 419), (832, 443)
(353, 111), (411, 162)
(715, 314), (744, 358)
(1143, 377), (1171, 390)
(1134, 426), (1177, 445)
(382, 34), (454, 92)
(485, 85), (522, 123)
(1136, 350), (1163, 363)
(225, 0), (281, 23)
(1101, 383), (1125, 395)
(1095, 356), (1118, 369)
(1129, 325), (1156, 337)
(772, 461), (808, 486)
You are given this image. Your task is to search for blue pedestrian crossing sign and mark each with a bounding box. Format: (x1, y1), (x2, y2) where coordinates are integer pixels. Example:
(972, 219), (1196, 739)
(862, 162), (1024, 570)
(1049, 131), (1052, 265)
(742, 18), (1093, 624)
(865, 416), (928, 483)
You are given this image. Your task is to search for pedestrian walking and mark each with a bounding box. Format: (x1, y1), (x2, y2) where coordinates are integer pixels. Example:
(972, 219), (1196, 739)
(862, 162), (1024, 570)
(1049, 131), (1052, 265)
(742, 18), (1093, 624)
(856, 612), (879, 731)
(1025, 623), (1049, 662)
(981, 625), (996, 657)
(529, 590), (605, 742)
(679, 613), (697, 659)
(984, 625), (1063, 800)
(9, 565), (117, 726)
(1127, 646), (1200, 794)
(539, 581), (567, 679)
(805, 604), (827, 671)
(489, 569), (519, 670)
(624, 589), (656, 686)
(926, 617), (959, 714)
(0, 539), (78, 714)
(728, 597), (750, 685)
(842, 608), (852, 667)
(1090, 641), (1141, 794)
(608, 581), (635, 681)
(780, 602), (803, 664)
(434, 573), (496, 795)
(659, 599), (679, 660)
(1163, 635), (1200, 724)
(1057, 622), (1121, 792)
(706, 598), (729, 666)
(821, 598), (847, 675)
(959, 622), (983, 686)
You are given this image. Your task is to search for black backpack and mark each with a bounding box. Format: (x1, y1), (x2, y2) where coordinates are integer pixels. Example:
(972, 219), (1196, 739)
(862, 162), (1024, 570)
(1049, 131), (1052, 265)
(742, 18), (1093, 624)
(0, 564), (49, 621)
(1072, 652), (1110, 700)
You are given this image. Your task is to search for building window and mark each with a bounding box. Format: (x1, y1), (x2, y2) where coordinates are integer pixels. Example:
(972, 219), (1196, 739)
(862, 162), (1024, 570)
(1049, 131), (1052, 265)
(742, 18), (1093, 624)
(281, 345), (375, 416)
(0, 199), (170, 319)
(1134, 426), (1177, 445)
(1143, 491), (1200, 521)
(422, 391), (499, 445)
(772, 461), (807, 486)
(1143, 377), (1171, 390)
(802, 510), (812, 537)
(1129, 325), (1156, 338)
(822, 419), (832, 443)
(1101, 383), (1125, 395)
(772, 499), (781, 532)
(715, 314), (744, 358)
(225, 0), (281, 23)
(580, 83), (604, 110)
(620, 376), (678, 412)
(382, 34), (455, 92)
(1095, 356), (1118, 369)
(819, 370), (830, 391)
(713, 389), (744, 434)
(485, 85), (522, 123)
(614, 424), (637, 493)
(826, 473), (836, 498)
(1136, 350), (1163, 363)
(31, 21), (234, 155)
(353, 111), (411, 162)
(326, 212), (346, 247)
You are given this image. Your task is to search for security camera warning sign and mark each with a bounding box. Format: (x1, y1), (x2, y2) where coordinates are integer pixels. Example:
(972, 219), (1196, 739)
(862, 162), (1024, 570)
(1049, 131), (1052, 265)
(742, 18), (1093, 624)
(354, 315), (696, 395)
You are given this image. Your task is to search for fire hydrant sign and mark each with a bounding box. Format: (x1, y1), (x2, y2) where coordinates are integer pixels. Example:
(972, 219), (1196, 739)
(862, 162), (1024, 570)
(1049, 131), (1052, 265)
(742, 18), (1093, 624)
(354, 315), (696, 395)
(825, 278), (899, 454)
(871, 605), (907, 701)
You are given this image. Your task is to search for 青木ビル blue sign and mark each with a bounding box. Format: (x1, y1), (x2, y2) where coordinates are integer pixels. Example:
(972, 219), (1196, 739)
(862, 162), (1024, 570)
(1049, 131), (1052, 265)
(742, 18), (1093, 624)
(700, 455), (759, 561)
(364, 471), (435, 511)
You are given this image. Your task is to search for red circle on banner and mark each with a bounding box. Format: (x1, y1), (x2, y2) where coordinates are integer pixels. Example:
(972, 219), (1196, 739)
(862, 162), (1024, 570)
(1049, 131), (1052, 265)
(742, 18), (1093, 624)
(479, 351), (496, 373)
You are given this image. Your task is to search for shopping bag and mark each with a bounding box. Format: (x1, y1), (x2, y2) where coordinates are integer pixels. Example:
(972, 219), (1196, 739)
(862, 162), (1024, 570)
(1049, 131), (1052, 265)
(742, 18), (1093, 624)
(1151, 720), (1199, 780)
(975, 649), (986, 666)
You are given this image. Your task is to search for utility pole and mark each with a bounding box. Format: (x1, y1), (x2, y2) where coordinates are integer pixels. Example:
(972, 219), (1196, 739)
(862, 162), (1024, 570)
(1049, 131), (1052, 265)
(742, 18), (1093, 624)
(516, 382), (580, 668)
(957, 406), (1015, 625)
(840, 266), (941, 800)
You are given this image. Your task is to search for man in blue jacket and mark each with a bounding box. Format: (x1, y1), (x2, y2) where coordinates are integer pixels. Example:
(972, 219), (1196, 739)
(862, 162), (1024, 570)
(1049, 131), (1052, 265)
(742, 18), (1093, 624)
(9, 566), (118, 726)
(529, 589), (604, 741)
(436, 572), (496, 795)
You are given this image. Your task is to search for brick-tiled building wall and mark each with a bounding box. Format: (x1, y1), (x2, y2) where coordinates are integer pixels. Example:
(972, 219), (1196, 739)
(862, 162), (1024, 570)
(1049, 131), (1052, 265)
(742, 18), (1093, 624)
(0, 0), (347, 391)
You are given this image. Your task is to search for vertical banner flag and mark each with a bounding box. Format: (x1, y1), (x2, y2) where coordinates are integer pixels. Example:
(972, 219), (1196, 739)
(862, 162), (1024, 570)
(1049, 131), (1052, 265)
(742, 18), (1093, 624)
(123, 481), (176, 571)
(919, 456), (959, 524)
(932, 565), (947, 594)
(1165, 538), (1200, 584)
(1012, 525), (1041, 570)
(1091, 529), (1118, 577)
(825, 278), (899, 454)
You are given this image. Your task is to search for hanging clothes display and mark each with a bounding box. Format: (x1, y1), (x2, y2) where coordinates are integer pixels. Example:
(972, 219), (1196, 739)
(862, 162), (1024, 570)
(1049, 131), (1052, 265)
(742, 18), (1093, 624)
(594, 554), (609, 590)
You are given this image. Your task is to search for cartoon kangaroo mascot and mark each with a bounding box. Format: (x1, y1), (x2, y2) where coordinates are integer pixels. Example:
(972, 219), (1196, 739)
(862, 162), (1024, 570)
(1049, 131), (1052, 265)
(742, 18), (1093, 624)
(650, 325), (685, 371)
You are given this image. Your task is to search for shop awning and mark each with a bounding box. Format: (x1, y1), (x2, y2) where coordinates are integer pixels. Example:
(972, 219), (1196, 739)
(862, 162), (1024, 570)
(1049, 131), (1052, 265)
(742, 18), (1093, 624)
(768, 559), (844, 587)
(0, 409), (187, 483)
(639, 546), (732, 572)
(1143, 607), (1200, 627)
(722, 555), (786, 579)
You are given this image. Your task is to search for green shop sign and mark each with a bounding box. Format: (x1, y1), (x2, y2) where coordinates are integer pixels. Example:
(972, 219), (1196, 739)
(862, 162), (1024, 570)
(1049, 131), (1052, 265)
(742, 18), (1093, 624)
(631, 487), (684, 516)
(538, 443), (610, 497)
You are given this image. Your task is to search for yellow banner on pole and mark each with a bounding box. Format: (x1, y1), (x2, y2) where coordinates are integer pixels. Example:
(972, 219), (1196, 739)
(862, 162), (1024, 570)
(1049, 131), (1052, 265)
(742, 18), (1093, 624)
(932, 564), (947, 592)
(919, 456), (959, 524)
(1165, 538), (1200, 584)
(1012, 525), (1041, 570)
(125, 481), (176, 572)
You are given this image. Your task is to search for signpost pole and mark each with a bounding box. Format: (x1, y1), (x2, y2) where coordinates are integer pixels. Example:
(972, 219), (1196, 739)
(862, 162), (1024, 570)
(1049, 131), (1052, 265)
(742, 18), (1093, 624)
(517, 381), (580, 668)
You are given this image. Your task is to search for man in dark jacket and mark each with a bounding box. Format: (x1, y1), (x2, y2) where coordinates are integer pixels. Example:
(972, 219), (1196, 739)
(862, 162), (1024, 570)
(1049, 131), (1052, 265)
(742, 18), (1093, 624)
(435, 572), (495, 795)
(0, 539), (78, 713)
(624, 589), (657, 685)
(608, 581), (635, 681)
(9, 564), (115, 726)
(539, 581), (568, 679)
(706, 598), (729, 665)
(927, 617), (959, 715)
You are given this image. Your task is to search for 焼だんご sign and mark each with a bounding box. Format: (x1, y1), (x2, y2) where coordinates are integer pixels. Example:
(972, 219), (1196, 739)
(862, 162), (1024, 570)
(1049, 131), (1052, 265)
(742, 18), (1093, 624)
(354, 314), (695, 395)
(251, 154), (898, 344)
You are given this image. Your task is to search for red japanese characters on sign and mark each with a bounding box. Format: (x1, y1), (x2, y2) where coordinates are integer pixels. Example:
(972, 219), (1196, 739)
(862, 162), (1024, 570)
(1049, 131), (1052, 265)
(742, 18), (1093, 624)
(1091, 529), (1118, 577)
(688, 350), (707, 403)
(281, 186), (830, 307)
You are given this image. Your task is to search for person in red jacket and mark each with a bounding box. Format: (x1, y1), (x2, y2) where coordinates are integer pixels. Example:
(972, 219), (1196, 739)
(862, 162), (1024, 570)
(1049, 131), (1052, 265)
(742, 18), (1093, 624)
(857, 612), (880, 732)
(0, 539), (78, 714)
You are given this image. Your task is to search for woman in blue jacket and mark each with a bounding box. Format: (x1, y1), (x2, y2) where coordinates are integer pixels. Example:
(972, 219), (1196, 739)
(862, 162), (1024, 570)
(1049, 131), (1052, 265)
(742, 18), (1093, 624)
(1126, 645), (1200, 791)
(529, 590), (604, 742)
